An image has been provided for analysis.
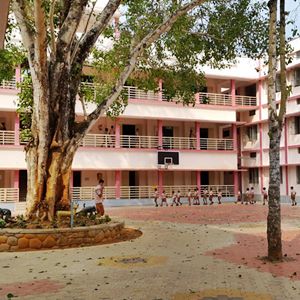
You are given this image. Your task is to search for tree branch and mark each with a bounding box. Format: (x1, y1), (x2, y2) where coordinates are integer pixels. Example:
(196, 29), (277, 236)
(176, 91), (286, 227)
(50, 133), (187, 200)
(49, 0), (57, 58)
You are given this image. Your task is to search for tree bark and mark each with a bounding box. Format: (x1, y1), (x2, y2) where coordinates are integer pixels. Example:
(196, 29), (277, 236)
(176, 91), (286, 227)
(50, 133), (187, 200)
(267, 0), (283, 261)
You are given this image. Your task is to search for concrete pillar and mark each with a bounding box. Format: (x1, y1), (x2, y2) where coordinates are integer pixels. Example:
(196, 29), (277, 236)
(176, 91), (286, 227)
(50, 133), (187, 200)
(14, 113), (20, 145)
(232, 123), (237, 151)
(231, 79), (236, 106)
(195, 122), (200, 150)
(115, 119), (120, 148)
(158, 120), (163, 149)
(158, 79), (163, 101)
(115, 170), (121, 199)
(158, 170), (163, 194)
(234, 171), (239, 196)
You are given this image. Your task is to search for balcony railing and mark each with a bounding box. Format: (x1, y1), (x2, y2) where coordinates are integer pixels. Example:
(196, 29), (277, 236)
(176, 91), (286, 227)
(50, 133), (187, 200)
(0, 78), (17, 89)
(200, 138), (234, 150)
(80, 134), (115, 148)
(120, 135), (159, 149)
(0, 188), (19, 202)
(199, 92), (232, 106)
(0, 130), (15, 145)
(235, 95), (257, 106)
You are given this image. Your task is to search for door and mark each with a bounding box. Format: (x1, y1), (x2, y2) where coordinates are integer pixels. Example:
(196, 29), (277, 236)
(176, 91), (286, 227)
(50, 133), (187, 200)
(19, 170), (27, 202)
(200, 128), (209, 149)
(122, 124), (136, 148)
(201, 171), (209, 186)
(129, 171), (139, 199)
(163, 126), (174, 149)
(73, 171), (81, 187)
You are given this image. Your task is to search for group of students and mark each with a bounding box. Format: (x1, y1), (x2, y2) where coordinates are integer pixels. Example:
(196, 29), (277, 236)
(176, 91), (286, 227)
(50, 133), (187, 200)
(153, 187), (223, 207)
(153, 185), (298, 207)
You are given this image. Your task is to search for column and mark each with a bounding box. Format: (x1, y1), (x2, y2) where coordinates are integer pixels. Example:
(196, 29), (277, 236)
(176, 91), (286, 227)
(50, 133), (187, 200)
(196, 171), (201, 192)
(158, 170), (163, 194)
(158, 120), (163, 149)
(70, 171), (73, 188)
(15, 66), (21, 84)
(14, 113), (20, 145)
(115, 119), (120, 148)
(234, 171), (239, 196)
(158, 79), (163, 101)
(13, 170), (19, 202)
(195, 92), (200, 104)
(195, 122), (200, 150)
(232, 123), (237, 151)
(115, 170), (121, 199)
(230, 79), (236, 106)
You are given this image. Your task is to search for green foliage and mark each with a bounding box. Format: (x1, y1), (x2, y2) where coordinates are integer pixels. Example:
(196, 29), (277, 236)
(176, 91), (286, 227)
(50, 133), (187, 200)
(0, 219), (6, 228)
(15, 214), (27, 228)
(16, 76), (33, 143)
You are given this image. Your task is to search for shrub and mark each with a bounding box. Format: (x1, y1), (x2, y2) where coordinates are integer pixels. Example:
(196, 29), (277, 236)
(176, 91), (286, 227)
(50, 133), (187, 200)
(0, 219), (6, 228)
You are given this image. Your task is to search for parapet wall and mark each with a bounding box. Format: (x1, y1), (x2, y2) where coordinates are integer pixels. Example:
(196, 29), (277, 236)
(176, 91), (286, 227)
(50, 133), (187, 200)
(0, 222), (124, 252)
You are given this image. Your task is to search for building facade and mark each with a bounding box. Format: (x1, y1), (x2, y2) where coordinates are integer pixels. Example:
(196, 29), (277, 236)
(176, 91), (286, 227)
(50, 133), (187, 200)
(0, 38), (300, 208)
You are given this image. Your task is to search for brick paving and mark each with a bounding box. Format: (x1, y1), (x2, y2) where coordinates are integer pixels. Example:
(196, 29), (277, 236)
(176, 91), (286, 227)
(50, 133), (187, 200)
(0, 203), (299, 300)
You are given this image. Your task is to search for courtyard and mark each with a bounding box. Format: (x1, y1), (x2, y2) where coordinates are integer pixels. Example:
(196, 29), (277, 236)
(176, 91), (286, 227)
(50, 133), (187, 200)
(0, 203), (300, 300)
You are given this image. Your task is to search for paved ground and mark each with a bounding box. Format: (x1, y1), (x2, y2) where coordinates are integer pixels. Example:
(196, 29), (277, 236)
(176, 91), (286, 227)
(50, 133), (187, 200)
(1, 203), (300, 300)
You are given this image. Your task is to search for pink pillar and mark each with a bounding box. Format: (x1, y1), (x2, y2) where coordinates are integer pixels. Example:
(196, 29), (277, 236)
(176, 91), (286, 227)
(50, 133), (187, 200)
(158, 170), (163, 194)
(114, 17), (120, 40)
(231, 79), (236, 106)
(158, 120), (163, 149)
(195, 92), (200, 104)
(158, 79), (163, 101)
(232, 123), (237, 151)
(115, 170), (121, 199)
(260, 167), (264, 192)
(70, 171), (73, 188)
(195, 122), (200, 150)
(14, 113), (20, 145)
(15, 66), (21, 84)
(13, 170), (19, 189)
(196, 171), (201, 192)
(234, 171), (239, 196)
(115, 119), (120, 148)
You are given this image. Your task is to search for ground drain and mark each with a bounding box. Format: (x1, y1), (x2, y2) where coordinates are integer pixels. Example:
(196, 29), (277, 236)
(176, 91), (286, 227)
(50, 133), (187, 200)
(118, 257), (147, 264)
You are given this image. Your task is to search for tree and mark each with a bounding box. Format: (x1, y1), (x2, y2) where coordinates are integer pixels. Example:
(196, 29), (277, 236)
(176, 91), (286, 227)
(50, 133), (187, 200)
(266, 0), (289, 261)
(8, 0), (266, 221)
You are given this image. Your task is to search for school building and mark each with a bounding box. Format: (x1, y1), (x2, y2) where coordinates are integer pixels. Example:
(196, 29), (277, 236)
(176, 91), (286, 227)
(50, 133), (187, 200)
(0, 8), (300, 208)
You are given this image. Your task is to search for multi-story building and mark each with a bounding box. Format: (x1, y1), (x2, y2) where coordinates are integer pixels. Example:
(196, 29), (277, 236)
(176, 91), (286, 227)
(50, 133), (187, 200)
(0, 29), (299, 210)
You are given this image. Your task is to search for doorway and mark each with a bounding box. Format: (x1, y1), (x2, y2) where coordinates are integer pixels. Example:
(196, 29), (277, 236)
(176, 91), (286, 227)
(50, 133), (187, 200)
(163, 126), (174, 149)
(201, 171), (209, 186)
(19, 170), (27, 202)
(122, 124), (136, 148)
(73, 171), (81, 187)
(200, 128), (209, 149)
(129, 171), (139, 199)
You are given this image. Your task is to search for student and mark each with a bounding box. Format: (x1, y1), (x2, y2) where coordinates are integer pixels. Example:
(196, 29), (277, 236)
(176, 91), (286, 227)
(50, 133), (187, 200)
(95, 179), (105, 216)
(153, 188), (159, 207)
(187, 189), (192, 206)
(262, 187), (268, 205)
(250, 187), (255, 204)
(193, 187), (200, 205)
(160, 190), (168, 207)
(171, 191), (177, 206)
(245, 188), (250, 205)
(235, 190), (242, 204)
(290, 186), (297, 206)
(109, 125), (115, 147)
(209, 188), (214, 205)
(202, 187), (208, 205)
(176, 190), (182, 206)
(217, 189), (222, 204)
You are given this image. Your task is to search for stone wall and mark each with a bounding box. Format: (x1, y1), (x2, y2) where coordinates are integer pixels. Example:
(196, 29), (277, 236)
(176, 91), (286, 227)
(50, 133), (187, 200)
(0, 222), (124, 252)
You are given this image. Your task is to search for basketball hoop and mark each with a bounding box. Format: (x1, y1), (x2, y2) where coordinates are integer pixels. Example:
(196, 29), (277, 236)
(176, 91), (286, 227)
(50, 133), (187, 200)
(164, 163), (170, 170)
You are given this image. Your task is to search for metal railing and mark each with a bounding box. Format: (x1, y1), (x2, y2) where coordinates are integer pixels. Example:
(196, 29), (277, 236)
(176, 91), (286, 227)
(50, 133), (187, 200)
(0, 130), (15, 145)
(72, 186), (116, 201)
(235, 95), (257, 106)
(200, 185), (234, 197)
(120, 135), (158, 148)
(200, 138), (234, 150)
(0, 77), (17, 89)
(0, 188), (19, 202)
(80, 134), (115, 148)
(199, 92), (232, 106)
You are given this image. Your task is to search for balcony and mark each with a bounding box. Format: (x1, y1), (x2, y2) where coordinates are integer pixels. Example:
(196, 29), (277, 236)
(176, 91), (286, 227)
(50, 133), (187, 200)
(0, 78), (17, 90)
(0, 188), (19, 202)
(0, 130), (15, 145)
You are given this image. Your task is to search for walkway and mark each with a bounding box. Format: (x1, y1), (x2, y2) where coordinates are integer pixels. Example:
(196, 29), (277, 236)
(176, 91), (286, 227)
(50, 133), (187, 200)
(0, 203), (300, 299)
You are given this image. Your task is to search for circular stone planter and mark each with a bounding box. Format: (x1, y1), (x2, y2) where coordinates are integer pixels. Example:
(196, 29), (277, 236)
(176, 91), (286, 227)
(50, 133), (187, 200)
(0, 221), (124, 252)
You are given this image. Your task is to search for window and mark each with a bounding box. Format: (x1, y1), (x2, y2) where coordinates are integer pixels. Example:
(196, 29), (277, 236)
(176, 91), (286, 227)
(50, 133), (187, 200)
(280, 167), (283, 184)
(249, 110), (256, 116)
(297, 98), (300, 105)
(297, 166), (300, 184)
(298, 148), (300, 154)
(249, 168), (259, 184)
(295, 68), (300, 87)
(247, 125), (258, 142)
(295, 116), (300, 135)
(250, 152), (257, 158)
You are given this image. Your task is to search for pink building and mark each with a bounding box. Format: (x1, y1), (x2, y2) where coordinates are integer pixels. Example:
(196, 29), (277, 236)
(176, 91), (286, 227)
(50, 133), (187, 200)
(0, 31), (299, 208)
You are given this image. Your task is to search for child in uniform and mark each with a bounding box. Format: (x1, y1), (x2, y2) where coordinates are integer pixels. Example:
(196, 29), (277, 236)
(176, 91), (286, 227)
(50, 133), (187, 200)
(193, 188), (200, 205)
(217, 189), (222, 204)
(209, 188), (214, 205)
(245, 188), (250, 205)
(250, 187), (255, 204)
(235, 190), (241, 204)
(262, 187), (268, 205)
(290, 186), (297, 206)
(202, 188), (208, 205)
(171, 191), (177, 206)
(153, 188), (159, 207)
(187, 189), (192, 206)
(160, 190), (168, 207)
(177, 190), (182, 206)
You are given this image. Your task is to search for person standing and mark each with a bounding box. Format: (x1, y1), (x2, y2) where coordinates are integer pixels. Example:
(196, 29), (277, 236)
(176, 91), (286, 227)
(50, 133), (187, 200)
(193, 187), (200, 205)
(187, 189), (192, 206)
(202, 187), (208, 205)
(235, 190), (242, 204)
(153, 188), (159, 207)
(176, 190), (182, 206)
(95, 179), (105, 216)
(290, 186), (297, 206)
(262, 187), (268, 205)
(245, 188), (250, 205)
(217, 189), (222, 204)
(250, 187), (255, 204)
(171, 191), (177, 206)
(160, 190), (168, 207)
(209, 188), (214, 205)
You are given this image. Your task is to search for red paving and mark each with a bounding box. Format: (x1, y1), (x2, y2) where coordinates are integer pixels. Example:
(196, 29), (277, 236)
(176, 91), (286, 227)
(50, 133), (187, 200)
(0, 279), (64, 297)
(108, 203), (300, 225)
(205, 232), (300, 281)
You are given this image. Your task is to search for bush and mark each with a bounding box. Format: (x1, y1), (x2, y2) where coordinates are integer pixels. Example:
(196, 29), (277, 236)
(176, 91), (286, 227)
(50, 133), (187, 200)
(0, 219), (6, 228)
